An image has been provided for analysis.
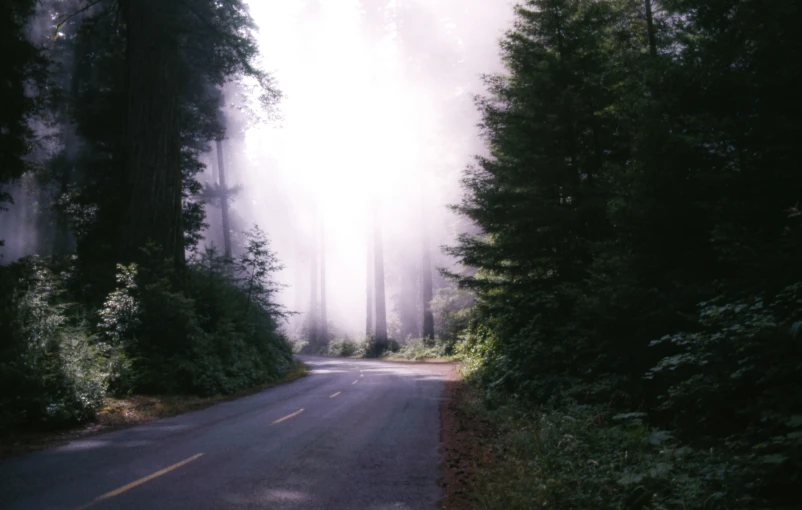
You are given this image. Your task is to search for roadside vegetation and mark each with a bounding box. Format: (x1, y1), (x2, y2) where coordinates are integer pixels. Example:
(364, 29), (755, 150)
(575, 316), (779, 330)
(440, 0), (802, 508)
(293, 335), (455, 361)
(0, 0), (295, 443)
(0, 237), (295, 439)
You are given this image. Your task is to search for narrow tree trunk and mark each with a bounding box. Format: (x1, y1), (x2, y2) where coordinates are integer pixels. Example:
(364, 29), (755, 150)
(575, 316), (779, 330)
(308, 211), (319, 346)
(365, 224), (374, 337)
(645, 0), (657, 57)
(294, 240), (303, 335)
(119, 0), (184, 272)
(373, 212), (388, 349)
(215, 139), (232, 259)
(319, 220), (328, 344)
(421, 232), (435, 343)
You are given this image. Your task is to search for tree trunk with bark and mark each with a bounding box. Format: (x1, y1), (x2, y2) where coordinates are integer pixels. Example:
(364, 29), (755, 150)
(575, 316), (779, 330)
(365, 223), (374, 337)
(421, 232), (435, 343)
(319, 220), (328, 344)
(215, 139), (232, 259)
(118, 0), (184, 272)
(308, 229), (319, 347)
(373, 213), (388, 349)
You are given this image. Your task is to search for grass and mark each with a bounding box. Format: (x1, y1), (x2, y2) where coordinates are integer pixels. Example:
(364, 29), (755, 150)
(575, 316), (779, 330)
(0, 360), (309, 458)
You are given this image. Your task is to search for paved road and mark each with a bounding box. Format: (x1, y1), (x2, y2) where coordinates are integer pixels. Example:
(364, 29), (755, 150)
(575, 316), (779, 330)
(0, 356), (453, 510)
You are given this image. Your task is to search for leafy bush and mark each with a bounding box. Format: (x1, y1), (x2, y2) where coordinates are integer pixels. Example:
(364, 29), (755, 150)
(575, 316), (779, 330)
(117, 228), (294, 396)
(0, 226), (295, 433)
(287, 336), (308, 354)
(431, 286), (474, 353)
(386, 337), (450, 360)
(326, 338), (363, 357)
(0, 257), (108, 431)
(469, 394), (759, 509)
(646, 285), (802, 501)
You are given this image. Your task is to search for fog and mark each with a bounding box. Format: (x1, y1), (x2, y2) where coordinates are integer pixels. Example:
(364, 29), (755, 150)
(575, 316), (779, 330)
(197, 0), (514, 339)
(1, 0), (514, 340)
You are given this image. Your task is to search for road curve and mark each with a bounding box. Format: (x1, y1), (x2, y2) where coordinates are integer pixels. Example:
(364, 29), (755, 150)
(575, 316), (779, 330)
(0, 356), (453, 510)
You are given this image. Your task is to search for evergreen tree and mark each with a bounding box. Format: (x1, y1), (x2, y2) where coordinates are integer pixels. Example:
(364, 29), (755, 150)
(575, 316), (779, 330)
(0, 0), (47, 216)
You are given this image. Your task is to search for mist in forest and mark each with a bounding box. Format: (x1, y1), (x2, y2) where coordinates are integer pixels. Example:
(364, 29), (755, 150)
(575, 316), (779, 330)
(202, 0), (513, 339)
(0, 0), (514, 341)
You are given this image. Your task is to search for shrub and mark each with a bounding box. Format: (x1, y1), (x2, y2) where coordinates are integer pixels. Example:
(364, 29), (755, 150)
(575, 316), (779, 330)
(431, 286), (474, 353)
(647, 285), (802, 501)
(326, 338), (362, 357)
(469, 394), (758, 510)
(118, 231), (294, 396)
(387, 337), (449, 360)
(0, 257), (108, 431)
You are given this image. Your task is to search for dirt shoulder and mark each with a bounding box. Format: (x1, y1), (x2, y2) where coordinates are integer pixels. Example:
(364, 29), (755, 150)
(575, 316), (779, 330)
(439, 368), (495, 510)
(0, 361), (308, 460)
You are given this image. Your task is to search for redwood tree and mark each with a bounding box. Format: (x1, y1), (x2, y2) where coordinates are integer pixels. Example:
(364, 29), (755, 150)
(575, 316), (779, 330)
(365, 224), (374, 337)
(373, 213), (388, 349)
(118, 0), (184, 271)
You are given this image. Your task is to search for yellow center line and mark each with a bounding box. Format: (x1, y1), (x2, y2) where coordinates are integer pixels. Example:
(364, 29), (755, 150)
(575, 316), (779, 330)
(76, 453), (203, 510)
(330, 392), (341, 398)
(272, 408), (304, 424)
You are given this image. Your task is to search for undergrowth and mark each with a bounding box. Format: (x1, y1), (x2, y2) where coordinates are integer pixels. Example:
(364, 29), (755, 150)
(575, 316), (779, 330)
(0, 227), (294, 434)
(466, 392), (758, 510)
(312, 336), (454, 360)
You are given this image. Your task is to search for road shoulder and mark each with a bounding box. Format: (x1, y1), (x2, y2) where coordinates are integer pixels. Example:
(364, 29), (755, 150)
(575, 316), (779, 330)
(0, 360), (308, 460)
(438, 370), (495, 510)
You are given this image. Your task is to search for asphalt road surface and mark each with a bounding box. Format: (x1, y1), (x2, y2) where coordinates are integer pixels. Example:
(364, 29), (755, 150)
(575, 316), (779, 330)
(0, 356), (453, 510)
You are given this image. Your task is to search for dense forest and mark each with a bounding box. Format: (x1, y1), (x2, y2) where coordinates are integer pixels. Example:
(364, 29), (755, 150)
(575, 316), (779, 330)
(448, 0), (802, 507)
(2, 0), (802, 507)
(1, 0), (292, 432)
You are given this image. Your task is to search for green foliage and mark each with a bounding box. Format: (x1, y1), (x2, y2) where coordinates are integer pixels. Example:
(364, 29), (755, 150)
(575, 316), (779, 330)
(450, 0), (802, 507)
(431, 286), (474, 353)
(386, 338), (450, 360)
(0, 257), (107, 431)
(0, 0), (48, 212)
(470, 394), (760, 509)
(326, 338), (365, 358)
(0, 226), (293, 432)
(646, 286), (802, 494)
(115, 230), (293, 396)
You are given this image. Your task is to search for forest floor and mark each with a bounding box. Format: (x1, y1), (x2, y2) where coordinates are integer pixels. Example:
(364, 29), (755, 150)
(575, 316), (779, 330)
(439, 370), (496, 510)
(0, 361), (309, 460)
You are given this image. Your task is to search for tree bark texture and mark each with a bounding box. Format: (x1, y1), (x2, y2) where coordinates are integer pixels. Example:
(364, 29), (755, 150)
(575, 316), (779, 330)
(308, 230), (319, 346)
(421, 232), (435, 342)
(365, 224), (374, 337)
(319, 221), (328, 343)
(119, 0), (184, 271)
(373, 213), (388, 348)
(215, 139), (232, 259)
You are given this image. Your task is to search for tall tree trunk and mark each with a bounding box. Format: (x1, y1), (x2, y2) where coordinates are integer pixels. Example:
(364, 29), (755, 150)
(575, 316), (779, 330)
(319, 220), (328, 344)
(215, 139), (232, 259)
(645, 0), (657, 57)
(119, 0), (184, 272)
(421, 231), (435, 343)
(365, 223), (374, 337)
(294, 240), (303, 335)
(373, 212), (388, 349)
(308, 211), (319, 346)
